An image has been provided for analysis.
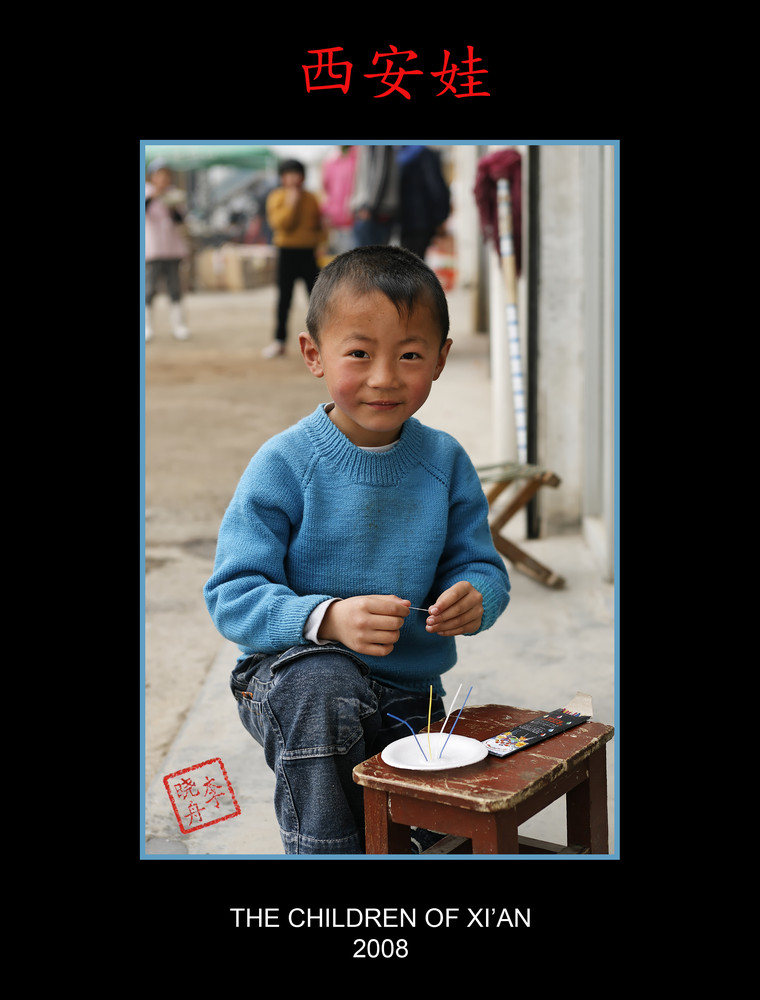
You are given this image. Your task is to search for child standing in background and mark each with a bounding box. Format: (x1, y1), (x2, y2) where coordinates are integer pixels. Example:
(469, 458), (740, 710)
(263, 158), (326, 358)
(144, 159), (190, 342)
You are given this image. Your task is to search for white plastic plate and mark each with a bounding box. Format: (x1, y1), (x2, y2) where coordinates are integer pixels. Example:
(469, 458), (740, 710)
(381, 732), (488, 771)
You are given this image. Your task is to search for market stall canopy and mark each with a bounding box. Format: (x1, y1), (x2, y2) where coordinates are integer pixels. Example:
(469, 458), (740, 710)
(144, 144), (278, 171)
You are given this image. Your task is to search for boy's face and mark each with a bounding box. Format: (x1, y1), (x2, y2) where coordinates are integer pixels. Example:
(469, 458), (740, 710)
(280, 170), (304, 189)
(299, 289), (452, 447)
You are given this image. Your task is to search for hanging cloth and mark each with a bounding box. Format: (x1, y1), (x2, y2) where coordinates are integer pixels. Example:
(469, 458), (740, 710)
(473, 149), (522, 274)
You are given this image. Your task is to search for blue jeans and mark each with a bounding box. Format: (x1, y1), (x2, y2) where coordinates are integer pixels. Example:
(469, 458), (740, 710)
(230, 645), (445, 854)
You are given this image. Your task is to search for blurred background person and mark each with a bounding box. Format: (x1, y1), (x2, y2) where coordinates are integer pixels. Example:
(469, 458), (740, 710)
(264, 158), (326, 358)
(351, 145), (399, 247)
(321, 145), (358, 255)
(145, 159), (191, 341)
(243, 190), (275, 245)
(397, 145), (451, 260)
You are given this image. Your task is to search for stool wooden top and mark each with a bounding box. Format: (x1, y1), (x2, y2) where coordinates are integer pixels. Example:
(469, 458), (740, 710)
(353, 704), (614, 814)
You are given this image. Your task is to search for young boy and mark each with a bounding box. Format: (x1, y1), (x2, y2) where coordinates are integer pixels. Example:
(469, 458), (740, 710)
(204, 245), (510, 854)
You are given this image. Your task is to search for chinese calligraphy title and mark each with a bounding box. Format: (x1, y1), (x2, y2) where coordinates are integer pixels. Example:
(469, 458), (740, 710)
(303, 45), (490, 99)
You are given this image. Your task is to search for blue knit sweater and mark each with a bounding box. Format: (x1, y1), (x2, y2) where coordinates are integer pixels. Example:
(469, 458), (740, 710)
(204, 404), (510, 695)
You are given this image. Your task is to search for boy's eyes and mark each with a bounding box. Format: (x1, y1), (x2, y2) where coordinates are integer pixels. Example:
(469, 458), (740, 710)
(347, 350), (422, 360)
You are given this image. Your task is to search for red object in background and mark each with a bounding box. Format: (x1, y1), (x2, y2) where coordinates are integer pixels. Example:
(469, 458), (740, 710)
(473, 149), (522, 274)
(427, 235), (457, 292)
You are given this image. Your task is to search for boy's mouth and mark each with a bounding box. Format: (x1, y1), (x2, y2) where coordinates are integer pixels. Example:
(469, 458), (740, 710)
(366, 400), (400, 409)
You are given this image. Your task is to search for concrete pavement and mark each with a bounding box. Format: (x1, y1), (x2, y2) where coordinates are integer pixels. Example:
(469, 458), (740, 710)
(143, 286), (617, 859)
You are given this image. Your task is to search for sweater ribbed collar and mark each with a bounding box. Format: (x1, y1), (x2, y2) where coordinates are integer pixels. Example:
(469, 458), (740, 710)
(305, 403), (424, 485)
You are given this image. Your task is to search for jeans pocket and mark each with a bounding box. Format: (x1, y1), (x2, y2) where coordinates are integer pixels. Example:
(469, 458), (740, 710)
(229, 654), (269, 700)
(230, 656), (273, 747)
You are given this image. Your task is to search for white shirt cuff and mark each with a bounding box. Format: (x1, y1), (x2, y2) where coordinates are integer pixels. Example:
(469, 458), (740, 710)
(304, 598), (341, 644)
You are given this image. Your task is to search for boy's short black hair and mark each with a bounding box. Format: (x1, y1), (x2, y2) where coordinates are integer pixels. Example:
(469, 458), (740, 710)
(306, 244), (450, 347)
(278, 158), (305, 177)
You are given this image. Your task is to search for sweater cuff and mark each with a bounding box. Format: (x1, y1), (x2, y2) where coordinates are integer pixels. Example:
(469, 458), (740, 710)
(461, 574), (511, 635)
(267, 594), (336, 648)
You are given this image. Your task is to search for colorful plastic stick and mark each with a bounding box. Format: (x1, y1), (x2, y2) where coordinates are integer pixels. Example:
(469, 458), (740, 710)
(427, 685), (433, 761)
(439, 685), (473, 758)
(439, 683), (463, 733)
(387, 713), (428, 761)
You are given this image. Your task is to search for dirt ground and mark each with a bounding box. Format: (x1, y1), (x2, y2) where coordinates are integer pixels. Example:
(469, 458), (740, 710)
(144, 284), (331, 785)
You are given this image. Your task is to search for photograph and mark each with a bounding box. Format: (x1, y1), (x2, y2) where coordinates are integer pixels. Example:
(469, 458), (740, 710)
(138, 51), (621, 953)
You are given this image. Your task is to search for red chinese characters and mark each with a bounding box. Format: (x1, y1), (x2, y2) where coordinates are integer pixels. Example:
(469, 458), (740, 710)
(302, 45), (490, 99)
(364, 44), (423, 100)
(432, 47), (490, 98)
(163, 757), (241, 834)
(303, 46), (353, 93)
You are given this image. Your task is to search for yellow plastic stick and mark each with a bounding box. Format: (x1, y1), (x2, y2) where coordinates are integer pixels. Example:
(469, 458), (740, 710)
(427, 685), (433, 761)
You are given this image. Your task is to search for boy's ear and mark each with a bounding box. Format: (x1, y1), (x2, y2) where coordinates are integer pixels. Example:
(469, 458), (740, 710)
(298, 332), (324, 377)
(433, 338), (453, 381)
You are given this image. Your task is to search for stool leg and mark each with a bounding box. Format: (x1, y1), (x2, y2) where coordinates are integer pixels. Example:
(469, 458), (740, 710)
(490, 479), (544, 533)
(363, 788), (410, 854)
(566, 748), (609, 853)
(486, 474), (565, 588)
(491, 535), (566, 588)
(469, 813), (520, 855)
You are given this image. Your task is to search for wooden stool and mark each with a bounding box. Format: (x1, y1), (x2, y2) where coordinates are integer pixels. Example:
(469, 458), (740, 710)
(353, 704), (614, 855)
(478, 462), (565, 588)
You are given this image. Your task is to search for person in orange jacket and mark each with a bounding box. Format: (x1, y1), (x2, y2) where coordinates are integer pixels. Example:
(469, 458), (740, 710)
(263, 159), (326, 358)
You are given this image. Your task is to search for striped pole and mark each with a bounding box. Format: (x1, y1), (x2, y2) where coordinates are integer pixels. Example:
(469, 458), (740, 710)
(496, 178), (527, 464)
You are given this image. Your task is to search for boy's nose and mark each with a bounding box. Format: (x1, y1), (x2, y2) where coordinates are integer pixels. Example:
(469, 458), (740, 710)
(367, 360), (401, 388)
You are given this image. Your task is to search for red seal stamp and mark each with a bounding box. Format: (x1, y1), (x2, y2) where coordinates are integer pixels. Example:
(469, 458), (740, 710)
(163, 757), (241, 834)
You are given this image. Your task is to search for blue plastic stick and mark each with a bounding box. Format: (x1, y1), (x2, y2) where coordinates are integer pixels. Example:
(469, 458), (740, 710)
(439, 686), (473, 758)
(387, 714), (428, 761)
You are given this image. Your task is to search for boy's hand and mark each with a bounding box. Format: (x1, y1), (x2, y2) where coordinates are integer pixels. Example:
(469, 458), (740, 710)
(318, 596), (410, 657)
(424, 582), (483, 637)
